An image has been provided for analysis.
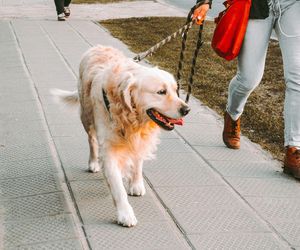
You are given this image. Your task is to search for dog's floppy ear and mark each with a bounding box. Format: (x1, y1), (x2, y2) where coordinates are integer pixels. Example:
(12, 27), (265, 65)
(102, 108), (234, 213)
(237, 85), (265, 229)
(119, 72), (135, 112)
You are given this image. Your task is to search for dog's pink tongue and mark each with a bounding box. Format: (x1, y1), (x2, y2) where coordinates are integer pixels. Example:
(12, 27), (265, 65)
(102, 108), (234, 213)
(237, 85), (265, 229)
(169, 118), (184, 126)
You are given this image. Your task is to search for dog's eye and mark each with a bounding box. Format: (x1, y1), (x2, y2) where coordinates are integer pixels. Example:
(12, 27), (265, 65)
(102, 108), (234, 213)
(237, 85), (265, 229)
(157, 89), (167, 95)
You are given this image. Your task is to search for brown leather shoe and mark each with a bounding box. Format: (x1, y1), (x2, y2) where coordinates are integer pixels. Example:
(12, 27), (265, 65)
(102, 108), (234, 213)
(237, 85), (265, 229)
(283, 147), (300, 179)
(223, 112), (240, 149)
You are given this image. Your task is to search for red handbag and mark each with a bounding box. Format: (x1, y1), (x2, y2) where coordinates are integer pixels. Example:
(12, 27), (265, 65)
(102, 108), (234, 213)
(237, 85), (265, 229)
(211, 0), (252, 61)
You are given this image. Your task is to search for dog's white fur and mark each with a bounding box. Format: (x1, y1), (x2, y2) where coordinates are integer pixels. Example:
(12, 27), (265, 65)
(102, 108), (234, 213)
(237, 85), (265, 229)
(52, 45), (189, 227)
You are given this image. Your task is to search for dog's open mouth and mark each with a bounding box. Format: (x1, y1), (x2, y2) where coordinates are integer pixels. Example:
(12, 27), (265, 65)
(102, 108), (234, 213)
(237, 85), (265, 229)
(146, 109), (183, 131)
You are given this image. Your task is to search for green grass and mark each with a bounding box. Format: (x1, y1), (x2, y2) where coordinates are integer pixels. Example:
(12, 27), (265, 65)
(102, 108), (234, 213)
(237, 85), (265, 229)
(100, 17), (285, 162)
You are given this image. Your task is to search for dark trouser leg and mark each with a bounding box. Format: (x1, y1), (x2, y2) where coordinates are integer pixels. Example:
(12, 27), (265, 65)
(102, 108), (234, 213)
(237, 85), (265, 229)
(54, 0), (64, 14)
(64, 0), (72, 7)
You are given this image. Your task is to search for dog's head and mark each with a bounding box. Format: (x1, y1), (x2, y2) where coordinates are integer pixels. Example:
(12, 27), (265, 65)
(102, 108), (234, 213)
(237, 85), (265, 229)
(120, 67), (190, 131)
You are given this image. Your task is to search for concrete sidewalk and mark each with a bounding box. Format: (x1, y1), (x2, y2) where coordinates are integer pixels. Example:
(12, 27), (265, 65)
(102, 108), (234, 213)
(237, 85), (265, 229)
(1, 1), (300, 249)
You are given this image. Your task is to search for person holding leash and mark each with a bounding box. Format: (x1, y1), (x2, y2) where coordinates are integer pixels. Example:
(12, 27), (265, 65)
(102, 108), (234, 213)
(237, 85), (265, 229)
(54, 0), (72, 21)
(193, 0), (300, 179)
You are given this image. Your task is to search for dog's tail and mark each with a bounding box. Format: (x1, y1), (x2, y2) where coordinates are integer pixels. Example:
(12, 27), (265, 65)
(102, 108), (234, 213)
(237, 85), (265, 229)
(50, 88), (79, 106)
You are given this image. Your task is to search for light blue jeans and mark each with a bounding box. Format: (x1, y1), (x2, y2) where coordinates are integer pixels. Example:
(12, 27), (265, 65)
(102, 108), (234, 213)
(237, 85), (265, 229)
(226, 0), (300, 147)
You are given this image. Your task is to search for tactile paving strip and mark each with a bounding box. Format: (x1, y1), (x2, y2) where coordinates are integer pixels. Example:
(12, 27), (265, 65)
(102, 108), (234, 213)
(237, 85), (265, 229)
(272, 221), (300, 247)
(159, 130), (179, 139)
(71, 180), (111, 203)
(53, 136), (89, 151)
(71, 180), (168, 225)
(144, 166), (221, 187)
(56, 147), (89, 169)
(227, 177), (300, 198)
(176, 123), (222, 135)
(246, 197), (300, 221)
(156, 186), (239, 209)
(0, 101), (38, 113)
(127, 194), (170, 223)
(178, 130), (224, 147)
(183, 112), (219, 124)
(0, 174), (61, 199)
(49, 124), (84, 137)
(2, 120), (45, 134)
(0, 144), (52, 162)
(4, 110), (42, 122)
(188, 233), (287, 250)
(45, 112), (79, 125)
(210, 161), (282, 178)
(12, 239), (83, 250)
(86, 222), (190, 250)
(144, 151), (207, 169)
(57, 146), (89, 161)
(170, 206), (269, 234)
(2, 192), (70, 221)
(64, 167), (103, 181)
(157, 138), (192, 153)
(2, 131), (49, 147)
(0, 92), (36, 103)
(0, 157), (56, 180)
(76, 196), (170, 225)
(3, 215), (78, 248)
(195, 146), (268, 162)
(0, 84), (32, 95)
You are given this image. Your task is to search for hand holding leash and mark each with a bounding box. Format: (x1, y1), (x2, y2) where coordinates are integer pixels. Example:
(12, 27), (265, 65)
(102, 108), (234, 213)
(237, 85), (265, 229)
(192, 3), (210, 25)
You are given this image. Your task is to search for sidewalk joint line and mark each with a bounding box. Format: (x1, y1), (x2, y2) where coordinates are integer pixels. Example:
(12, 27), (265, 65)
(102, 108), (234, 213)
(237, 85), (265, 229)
(143, 174), (196, 250)
(68, 21), (94, 47)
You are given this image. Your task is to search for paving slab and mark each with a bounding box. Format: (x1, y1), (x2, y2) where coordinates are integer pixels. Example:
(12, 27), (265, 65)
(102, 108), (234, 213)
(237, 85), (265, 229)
(188, 233), (288, 250)
(3, 215), (79, 248)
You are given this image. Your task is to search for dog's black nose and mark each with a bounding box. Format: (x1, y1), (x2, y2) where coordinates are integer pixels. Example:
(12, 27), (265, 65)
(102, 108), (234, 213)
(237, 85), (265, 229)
(179, 105), (190, 116)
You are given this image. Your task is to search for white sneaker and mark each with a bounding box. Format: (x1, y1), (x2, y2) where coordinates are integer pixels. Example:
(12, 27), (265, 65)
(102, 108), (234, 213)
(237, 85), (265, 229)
(64, 7), (70, 17)
(57, 13), (66, 21)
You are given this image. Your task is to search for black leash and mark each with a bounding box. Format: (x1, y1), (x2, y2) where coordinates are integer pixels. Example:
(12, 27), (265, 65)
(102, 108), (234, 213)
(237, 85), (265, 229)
(176, 1), (207, 103)
(133, 1), (209, 103)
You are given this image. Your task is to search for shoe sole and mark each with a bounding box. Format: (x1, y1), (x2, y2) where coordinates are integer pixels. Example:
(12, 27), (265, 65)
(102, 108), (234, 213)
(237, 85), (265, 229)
(224, 142), (240, 150)
(222, 134), (240, 149)
(283, 165), (300, 179)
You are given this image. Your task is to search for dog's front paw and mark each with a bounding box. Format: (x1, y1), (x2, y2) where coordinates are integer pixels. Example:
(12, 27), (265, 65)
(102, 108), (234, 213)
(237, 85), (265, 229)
(117, 205), (137, 227)
(128, 181), (146, 196)
(88, 160), (102, 173)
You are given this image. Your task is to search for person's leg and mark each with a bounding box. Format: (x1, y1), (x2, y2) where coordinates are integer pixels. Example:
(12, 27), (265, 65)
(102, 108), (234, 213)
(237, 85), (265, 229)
(275, 1), (300, 178)
(54, 0), (64, 15)
(54, 0), (66, 20)
(64, 0), (72, 7)
(275, 1), (300, 147)
(223, 14), (274, 149)
(227, 17), (275, 120)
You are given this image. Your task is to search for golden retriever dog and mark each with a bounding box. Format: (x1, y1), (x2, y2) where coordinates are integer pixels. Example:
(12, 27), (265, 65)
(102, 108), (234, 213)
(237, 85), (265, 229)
(52, 45), (190, 227)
